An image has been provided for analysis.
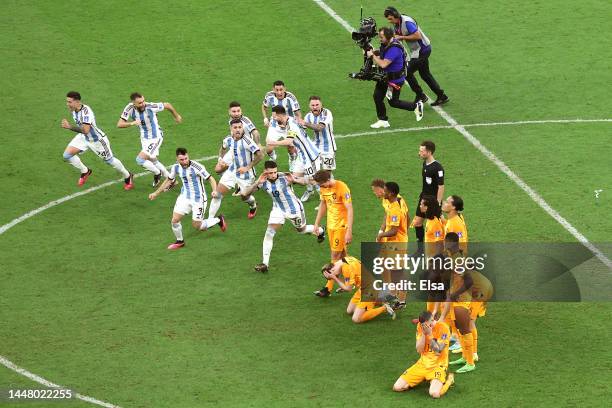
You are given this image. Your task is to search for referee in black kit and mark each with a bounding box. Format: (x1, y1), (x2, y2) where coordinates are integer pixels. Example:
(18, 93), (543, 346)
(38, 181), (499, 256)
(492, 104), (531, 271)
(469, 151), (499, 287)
(413, 140), (444, 251)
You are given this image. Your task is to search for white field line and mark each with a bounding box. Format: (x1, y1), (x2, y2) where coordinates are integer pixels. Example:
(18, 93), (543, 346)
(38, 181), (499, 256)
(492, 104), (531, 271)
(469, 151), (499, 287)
(2, 119), (612, 235)
(312, 0), (612, 269)
(334, 118), (612, 139)
(0, 155), (216, 236)
(0, 355), (121, 408)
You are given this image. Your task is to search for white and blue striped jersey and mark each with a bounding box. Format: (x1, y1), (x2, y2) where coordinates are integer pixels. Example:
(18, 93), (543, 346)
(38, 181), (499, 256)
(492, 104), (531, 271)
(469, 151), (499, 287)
(286, 118), (320, 163)
(222, 134), (261, 180)
(168, 160), (211, 202)
(259, 173), (304, 216)
(227, 115), (257, 137)
(304, 108), (336, 155)
(263, 91), (300, 117)
(72, 104), (107, 142)
(120, 102), (165, 140)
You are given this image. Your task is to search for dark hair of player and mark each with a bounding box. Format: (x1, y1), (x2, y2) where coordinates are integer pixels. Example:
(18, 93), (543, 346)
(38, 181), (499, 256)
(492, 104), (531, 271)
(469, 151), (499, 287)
(422, 195), (441, 219)
(313, 170), (332, 183)
(66, 91), (81, 100)
(321, 262), (335, 279)
(176, 147), (188, 156)
(445, 232), (459, 244)
(371, 179), (385, 188)
(383, 6), (401, 19)
(130, 92), (143, 101)
(418, 310), (433, 324)
(273, 80), (285, 87)
(264, 160), (277, 169)
(321, 263), (334, 273)
(228, 101), (241, 108)
(420, 140), (436, 154)
(309, 95), (321, 101)
(384, 181), (400, 195)
(379, 27), (395, 40)
(450, 195), (464, 212)
(444, 232), (461, 256)
(229, 118), (243, 126)
(271, 105), (286, 115)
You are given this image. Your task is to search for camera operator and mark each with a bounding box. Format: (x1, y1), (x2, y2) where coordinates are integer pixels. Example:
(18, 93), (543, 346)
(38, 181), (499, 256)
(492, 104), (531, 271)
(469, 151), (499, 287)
(367, 27), (424, 129)
(384, 7), (449, 106)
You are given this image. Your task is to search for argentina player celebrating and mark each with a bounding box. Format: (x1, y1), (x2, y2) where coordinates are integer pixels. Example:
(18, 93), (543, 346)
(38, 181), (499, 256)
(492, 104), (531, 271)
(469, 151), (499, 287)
(298, 96), (337, 202)
(149, 147), (226, 250)
(266, 106), (321, 192)
(241, 160), (325, 273)
(117, 92), (182, 187)
(209, 119), (264, 220)
(300, 96), (337, 171)
(262, 80), (301, 160)
(61, 91), (134, 189)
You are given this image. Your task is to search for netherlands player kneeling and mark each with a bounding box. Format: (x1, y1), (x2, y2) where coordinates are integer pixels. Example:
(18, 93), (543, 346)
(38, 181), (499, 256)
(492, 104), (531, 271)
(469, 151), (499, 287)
(322, 258), (396, 323)
(149, 147), (226, 250)
(392, 311), (454, 398)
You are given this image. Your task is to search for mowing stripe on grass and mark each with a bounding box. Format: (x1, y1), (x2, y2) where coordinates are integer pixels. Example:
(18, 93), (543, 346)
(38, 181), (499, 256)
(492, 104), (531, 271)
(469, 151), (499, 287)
(312, 0), (612, 269)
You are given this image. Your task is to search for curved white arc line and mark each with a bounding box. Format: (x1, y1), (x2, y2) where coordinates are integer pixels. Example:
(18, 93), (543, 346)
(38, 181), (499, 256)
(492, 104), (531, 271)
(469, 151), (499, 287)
(0, 355), (121, 408)
(0, 155), (217, 236)
(2, 119), (612, 235)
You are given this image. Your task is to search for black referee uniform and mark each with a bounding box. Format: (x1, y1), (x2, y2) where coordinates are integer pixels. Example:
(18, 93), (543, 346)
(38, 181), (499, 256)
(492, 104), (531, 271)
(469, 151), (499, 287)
(415, 160), (445, 218)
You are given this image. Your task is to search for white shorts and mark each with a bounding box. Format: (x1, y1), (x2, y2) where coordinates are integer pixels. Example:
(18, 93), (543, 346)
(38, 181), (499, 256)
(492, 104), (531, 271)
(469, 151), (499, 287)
(68, 134), (114, 161)
(292, 156), (321, 179)
(266, 125), (287, 143)
(319, 153), (336, 170)
(219, 170), (256, 192)
(173, 195), (208, 221)
(140, 137), (164, 158)
(268, 203), (306, 229)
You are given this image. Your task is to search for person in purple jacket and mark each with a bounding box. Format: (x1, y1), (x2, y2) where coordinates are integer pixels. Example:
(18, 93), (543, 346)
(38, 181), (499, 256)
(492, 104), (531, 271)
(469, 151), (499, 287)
(367, 27), (424, 129)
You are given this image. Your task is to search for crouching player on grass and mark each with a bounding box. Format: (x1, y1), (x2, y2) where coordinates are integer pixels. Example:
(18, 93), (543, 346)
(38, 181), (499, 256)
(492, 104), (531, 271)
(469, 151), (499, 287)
(322, 257), (396, 323)
(393, 310), (454, 398)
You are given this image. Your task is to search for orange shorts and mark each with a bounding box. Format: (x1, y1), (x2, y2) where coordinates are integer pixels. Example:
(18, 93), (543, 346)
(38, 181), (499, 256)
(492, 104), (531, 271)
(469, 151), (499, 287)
(328, 228), (347, 253)
(401, 361), (447, 387)
(350, 290), (376, 310)
(449, 301), (471, 320)
(469, 301), (487, 319)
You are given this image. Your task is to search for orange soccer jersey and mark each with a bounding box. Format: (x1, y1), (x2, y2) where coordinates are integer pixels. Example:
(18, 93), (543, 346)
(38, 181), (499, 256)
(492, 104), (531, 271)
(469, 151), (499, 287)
(424, 216), (445, 256)
(320, 180), (351, 230)
(416, 321), (451, 370)
(343, 257), (376, 310)
(450, 270), (472, 304)
(383, 199), (409, 243)
(425, 216), (445, 242)
(443, 214), (468, 243)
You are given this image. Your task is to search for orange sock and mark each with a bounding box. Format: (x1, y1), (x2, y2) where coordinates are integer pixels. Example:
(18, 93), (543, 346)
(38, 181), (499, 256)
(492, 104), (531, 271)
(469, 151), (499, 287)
(325, 278), (335, 292)
(461, 333), (474, 365)
(449, 319), (458, 339)
(361, 306), (387, 322)
(472, 326), (478, 353)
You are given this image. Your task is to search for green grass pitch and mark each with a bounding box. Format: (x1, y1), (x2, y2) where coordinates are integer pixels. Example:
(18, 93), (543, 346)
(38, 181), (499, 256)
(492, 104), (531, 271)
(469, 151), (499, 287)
(1, 0), (610, 407)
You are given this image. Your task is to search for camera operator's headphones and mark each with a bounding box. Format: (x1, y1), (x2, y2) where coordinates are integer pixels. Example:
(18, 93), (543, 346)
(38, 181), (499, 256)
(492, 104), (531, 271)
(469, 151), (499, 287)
(384, 6), (401, 19)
